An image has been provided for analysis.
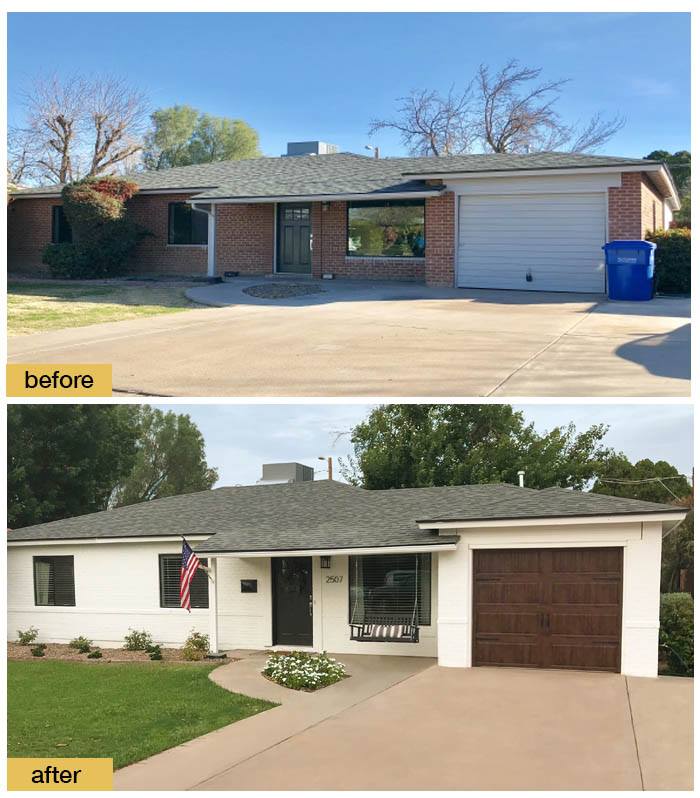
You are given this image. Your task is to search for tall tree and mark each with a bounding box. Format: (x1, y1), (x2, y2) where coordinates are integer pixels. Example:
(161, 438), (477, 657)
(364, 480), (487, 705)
(10, 74), (148, 184)
(7, 405), (139, 528)
(341, 404), (613, 490)
(112, 407), (218, 506)
(646, 149), (691, 228)
(592, 456), (693, 593)
(369, 60), (624, 156)
(142, 106), (260, 170)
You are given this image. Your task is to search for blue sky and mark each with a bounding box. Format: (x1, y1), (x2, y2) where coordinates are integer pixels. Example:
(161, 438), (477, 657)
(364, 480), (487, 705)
(8, 12), (690, 158)
(153, 404), (693, 488)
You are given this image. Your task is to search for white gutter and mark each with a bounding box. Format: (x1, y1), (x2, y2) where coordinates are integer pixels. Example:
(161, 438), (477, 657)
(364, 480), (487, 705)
(7, 534), (212, 547)
(195, 542), (458, 558)
(418, 511), (687, 530)
(186, 190), (443, 205)
(11, 187), (219, 200)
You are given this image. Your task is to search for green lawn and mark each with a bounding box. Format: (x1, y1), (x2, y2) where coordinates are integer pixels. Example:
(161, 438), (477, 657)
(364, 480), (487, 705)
(8, 660), (276, 769)
(7, 281), (200, 336)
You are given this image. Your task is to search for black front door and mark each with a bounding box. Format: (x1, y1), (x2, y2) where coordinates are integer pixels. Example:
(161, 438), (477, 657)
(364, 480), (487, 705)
(277, 203), (312, 273)
(272, 557), (313, 646)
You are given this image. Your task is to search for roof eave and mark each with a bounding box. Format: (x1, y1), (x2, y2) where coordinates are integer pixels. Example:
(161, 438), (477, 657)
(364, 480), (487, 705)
(187, 189), (444, 204)
(416, 510), (687, 529)
(194, 541), (458, 557)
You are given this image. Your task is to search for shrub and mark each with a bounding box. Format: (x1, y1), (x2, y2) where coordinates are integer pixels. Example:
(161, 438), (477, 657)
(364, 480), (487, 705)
(17, 627), (39, 646)
(182, 630), (210, 661)
(646, 228), (691, 295)
(69, 636), (93, 654)
(147, 644), (163, 661)
(123, 628), (154, 651)
(41, 176), (150, 279)
(263, 651), (346, 691)
(659, 592), (693, 676)
(30, 644), (46, 658)
(87, 649), (103, 659)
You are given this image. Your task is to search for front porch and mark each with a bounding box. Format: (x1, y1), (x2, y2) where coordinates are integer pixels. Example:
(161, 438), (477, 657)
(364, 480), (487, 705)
(203, 548), (442, 659)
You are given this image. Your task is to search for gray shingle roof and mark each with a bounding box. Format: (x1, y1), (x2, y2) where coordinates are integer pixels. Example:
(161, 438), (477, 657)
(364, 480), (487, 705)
(8, 481), (682, 552)
(12, 151), (660, 201)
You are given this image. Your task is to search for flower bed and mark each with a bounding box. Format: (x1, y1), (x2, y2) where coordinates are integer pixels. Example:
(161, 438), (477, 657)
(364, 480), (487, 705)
(262, 651), (347, 691)
(7, 642), (218, 664)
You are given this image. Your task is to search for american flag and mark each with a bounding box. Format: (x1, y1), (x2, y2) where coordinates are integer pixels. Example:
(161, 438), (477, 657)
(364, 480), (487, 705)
(180, 539), (201, 612)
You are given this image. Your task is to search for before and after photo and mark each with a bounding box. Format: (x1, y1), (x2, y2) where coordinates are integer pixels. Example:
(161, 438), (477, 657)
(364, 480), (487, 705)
(4, 7), (694, 793)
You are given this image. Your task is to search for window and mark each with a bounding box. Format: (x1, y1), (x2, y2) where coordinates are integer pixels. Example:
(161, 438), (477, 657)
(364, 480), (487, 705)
(159, 554), (209, 608)
(347, 200), (425, 258)
(349, 553), (431, 626)
(34, 556), (75, 606)
(168, 203), (208, 245)
(51, 206), (72, 244)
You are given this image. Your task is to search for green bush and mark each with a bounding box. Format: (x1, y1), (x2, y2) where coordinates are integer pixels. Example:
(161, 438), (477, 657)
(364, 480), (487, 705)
(123, 629), (154, 651)
(263, 651), (346, 691)
(659, 592), (693, 676)
(182, 630), (209, 661)
(17, 627), (39, 646)
(41, 177), (150, 279)
(147, 644), (163, 661)
(30, 644), (46, 658)
(646, 228), (691, 295)
(69, 636), (93, 654)
(86, 649), (103, 659)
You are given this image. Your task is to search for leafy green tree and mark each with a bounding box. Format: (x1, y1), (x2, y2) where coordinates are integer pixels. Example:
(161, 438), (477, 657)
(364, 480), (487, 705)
(646, 150), (691, 195)
(7, 405), (139, 528)
(592, 456), (693, 592)
(143, 105), (260, 169)
(341, 404), (613, 490)
(113, 407), (218, 505)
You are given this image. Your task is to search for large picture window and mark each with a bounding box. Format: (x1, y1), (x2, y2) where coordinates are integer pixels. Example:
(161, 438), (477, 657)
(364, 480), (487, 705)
(349, 553), (431, 626)
(51, 206), (72, 244)
(159, 554), (209, 608)
(347, 199), (425, 258)
(168, 202), (208, 245)
(33, 556), (75, 606)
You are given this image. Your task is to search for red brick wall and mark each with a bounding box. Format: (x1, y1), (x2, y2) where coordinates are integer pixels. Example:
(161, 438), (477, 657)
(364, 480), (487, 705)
(7, 196), (57, 273)
(424, 193), (455, 286)
(215, 203), (274, 275)
(7, 192), (210, 276)
(608, 172), (663, 240)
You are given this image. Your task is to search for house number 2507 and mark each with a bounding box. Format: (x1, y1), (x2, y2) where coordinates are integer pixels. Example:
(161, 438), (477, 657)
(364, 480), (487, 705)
(325, 575), (343, 583)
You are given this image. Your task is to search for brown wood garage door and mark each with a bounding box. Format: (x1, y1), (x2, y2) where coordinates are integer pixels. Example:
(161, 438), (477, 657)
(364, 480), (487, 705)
(473, 548), (623, 672)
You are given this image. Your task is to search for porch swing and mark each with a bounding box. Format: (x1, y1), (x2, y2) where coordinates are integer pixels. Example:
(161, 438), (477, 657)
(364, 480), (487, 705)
(349, 553), (420, 644)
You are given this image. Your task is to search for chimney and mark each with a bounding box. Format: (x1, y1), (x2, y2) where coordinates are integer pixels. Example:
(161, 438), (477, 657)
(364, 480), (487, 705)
(517, 470), (526, 488)
(257, 462), (315, 485)
(285, 141), (339, 157)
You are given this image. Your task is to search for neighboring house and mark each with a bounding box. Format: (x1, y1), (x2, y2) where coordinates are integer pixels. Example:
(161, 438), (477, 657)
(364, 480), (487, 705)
(7, 462), (686, 677)
(7, 142), (680, 293)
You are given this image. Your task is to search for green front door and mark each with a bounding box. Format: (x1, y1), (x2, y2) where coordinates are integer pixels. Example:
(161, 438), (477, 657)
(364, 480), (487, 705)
(277, 203), (312, 273)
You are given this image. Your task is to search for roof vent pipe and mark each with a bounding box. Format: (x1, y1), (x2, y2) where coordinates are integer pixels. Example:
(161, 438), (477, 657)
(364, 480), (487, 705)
(517, 470), (526, 488)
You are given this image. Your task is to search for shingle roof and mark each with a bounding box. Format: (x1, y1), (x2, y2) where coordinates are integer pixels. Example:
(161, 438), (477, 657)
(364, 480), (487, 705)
(12, 151), (661, 201)
(7, 481), (682, 552)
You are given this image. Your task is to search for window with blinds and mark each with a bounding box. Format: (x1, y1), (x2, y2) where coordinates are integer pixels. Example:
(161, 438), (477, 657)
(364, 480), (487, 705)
(348, 553), (431, 626)
(159, 554), (209, 609)
(33, 556), (76, 606)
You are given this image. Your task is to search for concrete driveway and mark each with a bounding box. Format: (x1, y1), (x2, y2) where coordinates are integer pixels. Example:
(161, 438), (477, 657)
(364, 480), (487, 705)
(7, 278), (689, 397)
(115, 656), (692, 791)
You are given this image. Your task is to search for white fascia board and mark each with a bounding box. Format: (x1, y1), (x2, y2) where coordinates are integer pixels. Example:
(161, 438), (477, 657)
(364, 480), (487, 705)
(197, 542), (458, 558)
(186, 191), (443, 205)
(11, 187), (217, 200)
(417, 512), (686, 530)
(7, 534), (212, 547)
(402, 165), (657, 181)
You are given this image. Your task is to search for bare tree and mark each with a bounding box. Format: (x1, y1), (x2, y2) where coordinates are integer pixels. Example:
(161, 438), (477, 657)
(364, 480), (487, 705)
(11, 74), (149, 185)
(7, 125), (39, 186)
(369, 87), (475, 156)
(369, 60), (624, 156)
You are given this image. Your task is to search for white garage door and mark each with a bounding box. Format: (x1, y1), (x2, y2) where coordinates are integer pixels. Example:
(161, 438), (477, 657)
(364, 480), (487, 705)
(456, 192), (606, 293)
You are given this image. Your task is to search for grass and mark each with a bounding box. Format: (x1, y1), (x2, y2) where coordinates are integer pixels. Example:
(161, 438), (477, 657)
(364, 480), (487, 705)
(7, 281), (200, 336)
(8, 660), (276, 769)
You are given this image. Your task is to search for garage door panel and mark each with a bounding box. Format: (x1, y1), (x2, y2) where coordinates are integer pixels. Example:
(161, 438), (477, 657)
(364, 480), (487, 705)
(457, 192), (606, 293)
(473, 548), (622, 672)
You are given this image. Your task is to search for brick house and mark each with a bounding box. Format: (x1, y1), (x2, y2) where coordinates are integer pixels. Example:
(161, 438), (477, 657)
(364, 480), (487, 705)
(7, 144), (679, 293)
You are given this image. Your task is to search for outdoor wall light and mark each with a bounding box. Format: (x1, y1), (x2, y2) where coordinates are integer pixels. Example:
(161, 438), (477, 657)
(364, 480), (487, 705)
(320, 556), (332, 569)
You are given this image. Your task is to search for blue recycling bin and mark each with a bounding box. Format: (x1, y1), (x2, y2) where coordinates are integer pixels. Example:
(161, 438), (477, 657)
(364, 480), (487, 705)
(603, 240), (656, 301)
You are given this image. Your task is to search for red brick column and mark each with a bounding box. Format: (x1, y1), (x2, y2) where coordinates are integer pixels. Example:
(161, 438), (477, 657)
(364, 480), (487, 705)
(424, 192), (455, 286)
(607, 173), (644, 240)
